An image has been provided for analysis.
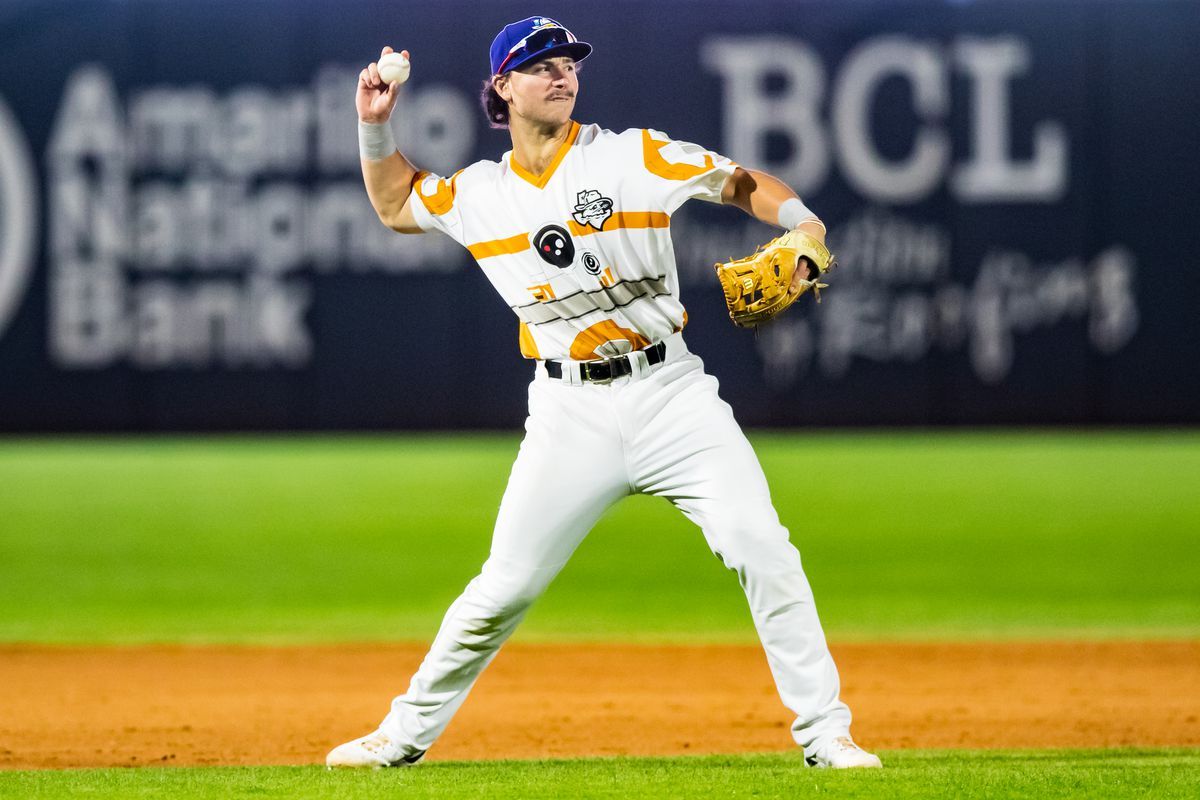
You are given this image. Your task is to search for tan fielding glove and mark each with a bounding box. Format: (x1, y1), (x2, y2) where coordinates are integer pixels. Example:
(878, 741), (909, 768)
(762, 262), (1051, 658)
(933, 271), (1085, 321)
(714, 229), (836, 328)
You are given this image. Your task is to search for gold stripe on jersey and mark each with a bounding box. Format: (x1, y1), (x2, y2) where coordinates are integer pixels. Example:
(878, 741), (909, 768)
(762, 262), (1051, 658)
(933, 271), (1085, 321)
(467, 210), (669, 261)
(509, 121), (582, 189)
(518, 322), (540, 359)
(413, 169), (463, 216)
(642, 129), (715, 181)
(567, 211), (670, 237)
(467, 232), (530, 260)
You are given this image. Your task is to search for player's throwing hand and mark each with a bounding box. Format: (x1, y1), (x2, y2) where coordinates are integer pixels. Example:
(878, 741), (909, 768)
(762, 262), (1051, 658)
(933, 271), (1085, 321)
(357, 47), (407, 124)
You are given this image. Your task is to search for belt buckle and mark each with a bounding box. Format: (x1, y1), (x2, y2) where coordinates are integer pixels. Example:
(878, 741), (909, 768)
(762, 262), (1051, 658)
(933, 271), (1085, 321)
(581, 360), (614, 385)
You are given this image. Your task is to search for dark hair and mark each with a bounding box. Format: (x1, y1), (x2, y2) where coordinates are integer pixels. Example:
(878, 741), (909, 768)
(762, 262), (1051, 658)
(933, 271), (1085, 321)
(481, 77), (509, 129)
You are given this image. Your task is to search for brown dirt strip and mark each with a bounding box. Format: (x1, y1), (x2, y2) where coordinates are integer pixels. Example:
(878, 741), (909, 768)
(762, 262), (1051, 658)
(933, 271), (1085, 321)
(1, 641), (1197, 769)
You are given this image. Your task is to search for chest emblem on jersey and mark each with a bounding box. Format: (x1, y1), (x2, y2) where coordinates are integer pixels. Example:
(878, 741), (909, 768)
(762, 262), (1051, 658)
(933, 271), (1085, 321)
(533, 224), (575, 268)
(571, 189), (614, 231)
(580, 251), (602, 275)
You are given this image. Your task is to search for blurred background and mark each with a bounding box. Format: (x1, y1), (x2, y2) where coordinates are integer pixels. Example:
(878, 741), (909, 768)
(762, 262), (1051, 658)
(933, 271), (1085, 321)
(0, 0), (1196, 664)
(1, 0), (1196, 432)
(1, 10), (1198, 781)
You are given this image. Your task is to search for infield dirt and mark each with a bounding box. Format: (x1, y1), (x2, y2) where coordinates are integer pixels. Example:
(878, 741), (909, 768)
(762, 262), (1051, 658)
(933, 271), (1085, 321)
(2, 641), (1197, 769)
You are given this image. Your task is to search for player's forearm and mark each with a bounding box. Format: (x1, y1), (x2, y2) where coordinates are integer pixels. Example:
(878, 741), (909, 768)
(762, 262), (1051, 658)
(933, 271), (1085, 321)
(361, 149), (419, 227)
(722, 167), (826, 243)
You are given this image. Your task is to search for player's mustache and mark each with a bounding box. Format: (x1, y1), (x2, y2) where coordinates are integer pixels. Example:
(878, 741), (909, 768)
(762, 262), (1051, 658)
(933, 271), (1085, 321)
(548, 91), (575, 100)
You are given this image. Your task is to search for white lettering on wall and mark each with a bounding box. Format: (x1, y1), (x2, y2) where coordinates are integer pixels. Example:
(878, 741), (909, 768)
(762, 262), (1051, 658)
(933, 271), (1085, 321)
(44, 65), (475, 369)
(671, 210), (1138, 386)
(700, 38), (830, 194)
(702, 34), (1068, 203)
(832, 36), (950, 203)
(953, 37), (1068, 201)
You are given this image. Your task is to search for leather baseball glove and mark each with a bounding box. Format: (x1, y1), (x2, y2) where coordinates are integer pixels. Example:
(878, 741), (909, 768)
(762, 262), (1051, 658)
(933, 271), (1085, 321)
(714, 229), (836, 328)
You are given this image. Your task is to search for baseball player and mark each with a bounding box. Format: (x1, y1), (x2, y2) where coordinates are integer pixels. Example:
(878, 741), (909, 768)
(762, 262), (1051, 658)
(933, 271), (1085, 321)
(327, 16), (881, 770)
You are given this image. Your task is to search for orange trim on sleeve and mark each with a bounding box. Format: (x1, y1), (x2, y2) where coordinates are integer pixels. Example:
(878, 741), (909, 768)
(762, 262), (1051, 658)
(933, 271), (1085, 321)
(567, 211), (671, 237)
(509, 121), (581, 189)
(518, 322), (540, 359)
(466, 232), (530, 261)
(642, 130), (715, 181)
(413, 169), (462, 216)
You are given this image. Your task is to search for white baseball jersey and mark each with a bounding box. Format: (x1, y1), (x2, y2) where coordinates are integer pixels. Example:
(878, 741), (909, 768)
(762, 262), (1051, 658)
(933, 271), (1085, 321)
(408, 121), (737, 361)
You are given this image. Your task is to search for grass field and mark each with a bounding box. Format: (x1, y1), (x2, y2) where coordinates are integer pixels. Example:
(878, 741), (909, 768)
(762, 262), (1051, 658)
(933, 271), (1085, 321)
(2, 750), (1199, 799)
(1, 431), (1197, 643)
(1, 431), (1197, 797)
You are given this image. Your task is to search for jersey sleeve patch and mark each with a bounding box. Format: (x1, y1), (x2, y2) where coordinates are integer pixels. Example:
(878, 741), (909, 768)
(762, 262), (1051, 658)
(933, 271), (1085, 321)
(639, 129), (737, 213)
(641, 129), (716, 181)
(413, 169), (462, 216)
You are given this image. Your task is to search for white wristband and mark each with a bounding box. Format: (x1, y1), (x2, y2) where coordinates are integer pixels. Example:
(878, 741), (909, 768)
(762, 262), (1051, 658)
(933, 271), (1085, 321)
(778, 197), (823, 231)
(358, 120), (398, 161)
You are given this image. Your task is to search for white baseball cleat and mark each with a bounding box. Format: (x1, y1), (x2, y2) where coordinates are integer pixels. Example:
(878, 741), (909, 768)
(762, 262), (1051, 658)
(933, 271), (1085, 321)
(325, 729), (426, 769)
(804, 735), (883, 769)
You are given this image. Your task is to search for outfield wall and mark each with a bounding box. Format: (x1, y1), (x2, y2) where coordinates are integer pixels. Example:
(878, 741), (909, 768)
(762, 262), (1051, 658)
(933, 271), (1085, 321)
(0, 0), (1197, 430)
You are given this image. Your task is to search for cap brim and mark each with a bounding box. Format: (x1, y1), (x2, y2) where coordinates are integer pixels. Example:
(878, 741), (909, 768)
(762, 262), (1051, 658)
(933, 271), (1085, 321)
(507, 41), (592, 73)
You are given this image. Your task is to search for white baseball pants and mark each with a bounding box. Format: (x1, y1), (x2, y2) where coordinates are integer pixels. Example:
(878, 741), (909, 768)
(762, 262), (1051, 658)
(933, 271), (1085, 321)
(381, 333), (853, 754)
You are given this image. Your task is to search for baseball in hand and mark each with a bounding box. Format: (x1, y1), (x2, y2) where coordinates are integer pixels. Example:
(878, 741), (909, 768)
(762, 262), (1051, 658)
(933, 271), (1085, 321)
(378, 52), (410, 85)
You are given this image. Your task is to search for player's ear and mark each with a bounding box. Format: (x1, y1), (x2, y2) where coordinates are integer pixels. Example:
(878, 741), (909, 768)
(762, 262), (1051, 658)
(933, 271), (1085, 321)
(493, 73), (511, 103)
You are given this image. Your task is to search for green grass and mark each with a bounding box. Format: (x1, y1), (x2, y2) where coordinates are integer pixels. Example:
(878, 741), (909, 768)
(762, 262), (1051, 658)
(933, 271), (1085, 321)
(2, 749), (1198, 799)
(0, 431), (1197, 643)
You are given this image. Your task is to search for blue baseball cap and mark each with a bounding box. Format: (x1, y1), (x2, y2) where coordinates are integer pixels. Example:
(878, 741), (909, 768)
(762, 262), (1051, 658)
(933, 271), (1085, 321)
(489, 16), (592, 75)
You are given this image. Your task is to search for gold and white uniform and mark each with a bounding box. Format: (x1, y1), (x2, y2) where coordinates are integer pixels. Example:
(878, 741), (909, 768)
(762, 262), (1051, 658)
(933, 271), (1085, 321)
(409, 122), (732, 360)
(382, 121), (857, 759)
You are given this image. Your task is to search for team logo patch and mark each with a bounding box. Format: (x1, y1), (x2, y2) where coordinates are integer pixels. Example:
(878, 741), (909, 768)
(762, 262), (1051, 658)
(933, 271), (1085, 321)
(533, 224), (575, 268)
(580, 251), (602, 275)
(571, 189), (614, 231)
